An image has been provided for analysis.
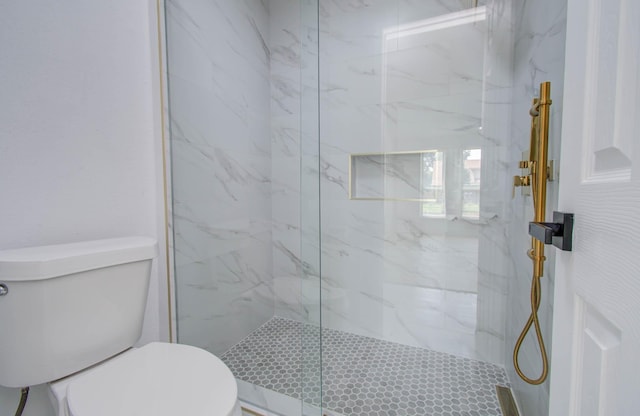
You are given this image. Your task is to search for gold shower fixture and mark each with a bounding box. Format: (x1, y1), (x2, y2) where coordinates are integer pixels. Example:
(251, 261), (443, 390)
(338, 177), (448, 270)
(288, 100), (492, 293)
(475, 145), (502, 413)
(512, 82), (574, 385)
(512, 82), (552, 385)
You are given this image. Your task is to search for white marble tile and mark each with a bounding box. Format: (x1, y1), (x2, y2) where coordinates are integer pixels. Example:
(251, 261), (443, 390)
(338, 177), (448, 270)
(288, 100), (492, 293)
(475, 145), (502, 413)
(167, 0), (270, 74)
(319, 1), (399, 62)
(168, 75), (271, 153)
(319, 103), (395, 155)
(175, 226), (274, 355)
(167, 0), (274, 356)
(320, 282), (486, 360)
(177, 278), (274, 354)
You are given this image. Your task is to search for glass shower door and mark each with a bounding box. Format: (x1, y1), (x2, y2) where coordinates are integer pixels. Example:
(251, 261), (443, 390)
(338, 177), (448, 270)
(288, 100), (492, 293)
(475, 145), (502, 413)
(300, 0), (323, 414)
(165, 0), (324, 414)
(316, 1), (512, 414)
(165, 0), (518, 414)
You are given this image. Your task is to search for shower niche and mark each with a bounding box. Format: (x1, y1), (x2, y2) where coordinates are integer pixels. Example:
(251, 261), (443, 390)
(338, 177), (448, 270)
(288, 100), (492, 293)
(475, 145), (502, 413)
(350, 149), (482, 220)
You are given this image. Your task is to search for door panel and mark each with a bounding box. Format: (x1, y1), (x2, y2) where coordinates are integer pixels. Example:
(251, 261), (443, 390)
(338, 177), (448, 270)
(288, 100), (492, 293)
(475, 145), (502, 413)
(549, 0), (640, 415)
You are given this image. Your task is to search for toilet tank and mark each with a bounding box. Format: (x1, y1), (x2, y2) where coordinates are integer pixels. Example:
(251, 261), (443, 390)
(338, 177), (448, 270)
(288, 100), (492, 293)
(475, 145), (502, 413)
(0, 237), (157, 388)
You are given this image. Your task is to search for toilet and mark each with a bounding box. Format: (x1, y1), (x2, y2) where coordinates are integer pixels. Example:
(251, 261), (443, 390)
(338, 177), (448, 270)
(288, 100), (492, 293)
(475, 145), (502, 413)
(0, 237), (241, 416)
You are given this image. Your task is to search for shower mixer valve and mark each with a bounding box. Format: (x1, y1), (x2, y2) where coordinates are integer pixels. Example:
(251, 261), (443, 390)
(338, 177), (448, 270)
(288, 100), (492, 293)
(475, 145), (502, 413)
(512, 151), (532, 198)
(512, 152), (555, 199)
(512, 174), (531, 198)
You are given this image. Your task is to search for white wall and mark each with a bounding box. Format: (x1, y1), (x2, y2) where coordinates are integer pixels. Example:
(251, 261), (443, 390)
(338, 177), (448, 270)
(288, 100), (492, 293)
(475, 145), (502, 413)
(0, 1), (167, 415)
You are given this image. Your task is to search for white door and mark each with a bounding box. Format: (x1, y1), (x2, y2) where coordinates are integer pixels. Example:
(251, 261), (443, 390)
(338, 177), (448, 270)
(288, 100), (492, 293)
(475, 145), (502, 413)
(548, 0), (640, 415)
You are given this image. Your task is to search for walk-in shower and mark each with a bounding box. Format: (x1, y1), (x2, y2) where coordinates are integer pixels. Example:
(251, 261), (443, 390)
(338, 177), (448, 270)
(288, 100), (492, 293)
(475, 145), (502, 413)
(165, 0), (567, 415)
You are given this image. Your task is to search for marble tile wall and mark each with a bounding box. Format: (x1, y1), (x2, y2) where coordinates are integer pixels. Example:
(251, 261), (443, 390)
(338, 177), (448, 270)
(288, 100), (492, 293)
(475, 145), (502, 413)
(505, 0), (567, 414)
(165, 0), (275, 355)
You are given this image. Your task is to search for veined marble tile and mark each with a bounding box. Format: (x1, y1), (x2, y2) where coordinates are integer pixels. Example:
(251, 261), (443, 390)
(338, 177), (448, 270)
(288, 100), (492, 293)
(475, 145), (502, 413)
(167, 0), (274, 358)
(272, 119), (301, 158)
(319, 1), (399, 62)
(167, 0), (270, 74)
(319, 104), (395, 155)
(177, 280), (274, 355)
(272, 70), (302, 118)
(320, 282), (485, 360)
(168, 76), (271, 156)
(384, 51), (451, 102)
(176, 242), (274, 354)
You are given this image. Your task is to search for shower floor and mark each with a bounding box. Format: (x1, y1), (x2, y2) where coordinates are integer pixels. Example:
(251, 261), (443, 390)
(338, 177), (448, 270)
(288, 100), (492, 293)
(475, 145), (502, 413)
(222, 317), (508, 416)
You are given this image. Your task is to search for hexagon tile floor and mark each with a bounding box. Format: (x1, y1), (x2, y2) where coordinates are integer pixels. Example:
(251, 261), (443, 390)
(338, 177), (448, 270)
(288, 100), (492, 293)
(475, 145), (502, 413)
(222, 317), (509, 416)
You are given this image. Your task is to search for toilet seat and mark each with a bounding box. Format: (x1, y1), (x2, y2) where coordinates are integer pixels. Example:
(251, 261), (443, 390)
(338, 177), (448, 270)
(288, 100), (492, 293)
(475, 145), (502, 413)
(64, 342), (239, 416)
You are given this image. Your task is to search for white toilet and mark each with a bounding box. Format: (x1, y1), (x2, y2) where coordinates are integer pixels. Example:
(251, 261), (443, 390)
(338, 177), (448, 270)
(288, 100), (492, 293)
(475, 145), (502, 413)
(0, 237), (241, 416)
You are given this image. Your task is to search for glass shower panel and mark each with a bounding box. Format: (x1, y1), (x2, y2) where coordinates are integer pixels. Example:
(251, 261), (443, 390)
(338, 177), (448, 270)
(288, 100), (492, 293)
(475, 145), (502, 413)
(300, 0), (323, 414)
(165, 0), (517, 413)
(166, 0), (275, 356)
(319, 0), (491, 359)
(166, 0), (323, 414)
(318, 1), (511, 414)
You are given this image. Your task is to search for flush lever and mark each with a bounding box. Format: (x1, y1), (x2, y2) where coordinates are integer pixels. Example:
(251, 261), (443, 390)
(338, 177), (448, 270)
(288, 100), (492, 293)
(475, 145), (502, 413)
(0, 283), (8, 296)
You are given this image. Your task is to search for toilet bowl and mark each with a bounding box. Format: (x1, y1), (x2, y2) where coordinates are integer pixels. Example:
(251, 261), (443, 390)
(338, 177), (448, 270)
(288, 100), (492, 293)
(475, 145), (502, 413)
(49, 343), (241, 416)
(0, 237), (241, 416)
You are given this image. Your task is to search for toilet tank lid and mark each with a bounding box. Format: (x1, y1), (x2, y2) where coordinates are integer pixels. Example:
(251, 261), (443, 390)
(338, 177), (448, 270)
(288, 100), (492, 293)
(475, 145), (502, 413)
(0, 237), (157, 281)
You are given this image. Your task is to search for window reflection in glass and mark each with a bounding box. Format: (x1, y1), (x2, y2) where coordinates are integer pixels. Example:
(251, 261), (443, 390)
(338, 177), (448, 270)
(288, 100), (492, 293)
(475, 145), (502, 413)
(462, 148), (481, 219)
(421, 150), (445, 216)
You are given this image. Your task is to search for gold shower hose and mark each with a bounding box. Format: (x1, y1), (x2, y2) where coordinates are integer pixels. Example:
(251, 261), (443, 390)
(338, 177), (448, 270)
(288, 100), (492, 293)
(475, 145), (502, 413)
(513, 83), (552, 385)
(512, 175), (549, 385)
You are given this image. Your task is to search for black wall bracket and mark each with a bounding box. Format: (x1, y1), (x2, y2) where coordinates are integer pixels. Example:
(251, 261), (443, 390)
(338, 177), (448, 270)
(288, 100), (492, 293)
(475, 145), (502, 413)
(529, 211), (574, 251)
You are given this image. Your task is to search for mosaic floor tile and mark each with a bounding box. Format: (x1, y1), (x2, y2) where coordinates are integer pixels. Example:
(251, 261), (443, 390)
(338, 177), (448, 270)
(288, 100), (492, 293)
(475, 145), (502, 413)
(222, 317), (508, 416)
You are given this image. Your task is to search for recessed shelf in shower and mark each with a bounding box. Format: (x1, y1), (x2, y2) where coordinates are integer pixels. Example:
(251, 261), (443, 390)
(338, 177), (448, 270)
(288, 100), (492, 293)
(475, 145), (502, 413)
(348, 150), (441, 202)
